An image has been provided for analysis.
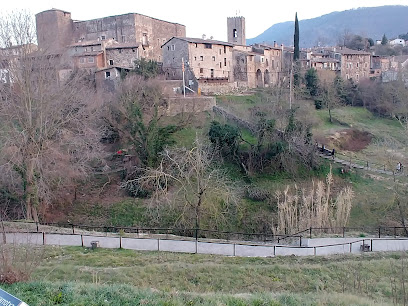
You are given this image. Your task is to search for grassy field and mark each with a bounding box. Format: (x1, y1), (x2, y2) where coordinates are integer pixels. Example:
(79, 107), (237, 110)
(314, 106), (408, 168)
(3, 246), (408, 305)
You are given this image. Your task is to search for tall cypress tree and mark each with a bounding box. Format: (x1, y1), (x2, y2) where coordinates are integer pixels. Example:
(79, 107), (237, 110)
(294, 12), (299, 61)
(293, 12), (300, 86)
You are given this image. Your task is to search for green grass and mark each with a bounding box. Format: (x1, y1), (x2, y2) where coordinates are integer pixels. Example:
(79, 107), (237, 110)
(2, 282), (382, 305)
(314, 106), (408, 167)
(3, 246), (407, 305)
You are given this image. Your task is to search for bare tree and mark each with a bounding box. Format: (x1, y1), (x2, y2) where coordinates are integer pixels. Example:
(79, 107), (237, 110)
(0, 11), (103, 221)
(128, 139), (239, 230)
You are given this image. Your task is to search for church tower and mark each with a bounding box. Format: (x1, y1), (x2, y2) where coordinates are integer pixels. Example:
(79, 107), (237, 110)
(227, 16), (246, 45)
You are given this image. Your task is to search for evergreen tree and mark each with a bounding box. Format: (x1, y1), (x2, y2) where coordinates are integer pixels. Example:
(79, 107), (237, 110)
(305, 68), (319, 96)
(293, 12), (300, 86)
(294, 12), (299, 61)
(381, 34), (388, 45)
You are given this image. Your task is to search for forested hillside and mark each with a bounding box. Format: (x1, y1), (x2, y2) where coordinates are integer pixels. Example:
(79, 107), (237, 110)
(248, 5), (408, 47)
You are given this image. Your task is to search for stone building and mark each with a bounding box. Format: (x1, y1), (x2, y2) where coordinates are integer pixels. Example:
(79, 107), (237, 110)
(162, 16), (283, 93)
(339, 48), (371, 82)
(233, 44), (282, 88)
(227, 17), (246, 46)
(162, 37), (234, 93)
(35, 8), (186, 61)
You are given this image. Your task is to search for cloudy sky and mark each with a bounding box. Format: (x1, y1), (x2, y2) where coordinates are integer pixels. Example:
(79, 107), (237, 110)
(3, 0), (407, 40)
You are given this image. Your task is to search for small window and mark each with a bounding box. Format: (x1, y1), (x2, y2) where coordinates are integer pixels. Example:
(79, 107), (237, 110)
(167, 46), (170, 50)
(200, 68), (203, 73)
(84, 48), (87, 52)
(101, 35), (106, 40)
(204, 43), (212, 49)
(224, 58), (226, 66)
(224, 46), (226, 53)
(109, 59), (114, 65)
(105, 71), (111, 78)
(91, 47), (94, 51)
(212, 56), (216, 61)
(122, 35), (126, 43)
(219, 49), (221, 55)
(88, 57), (94, 63)
(200, 56), (203, 61)
(233, 29), (238, 38)
(80, 57), (85, 64)
(195, 43), (198, 48)
(171, 44), (175, 51)
(142, 33), (148, 45)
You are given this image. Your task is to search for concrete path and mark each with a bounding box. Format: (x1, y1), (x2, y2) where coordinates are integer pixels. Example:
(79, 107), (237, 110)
(4, 232), (408, 257)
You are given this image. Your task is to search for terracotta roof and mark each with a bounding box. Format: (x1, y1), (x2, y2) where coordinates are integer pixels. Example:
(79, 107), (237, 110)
(72, 51), (103, 57)
(106, 43), (139, 49)
(310, 58), (339, 63)
(70, 40), (103, 47)
(163, 37), (234, 47)
(96, 66), (131, 72)
(339, 47), (370, 55)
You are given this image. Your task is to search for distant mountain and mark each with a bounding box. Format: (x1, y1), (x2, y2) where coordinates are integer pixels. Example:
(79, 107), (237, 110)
(247, 6), (408, 48)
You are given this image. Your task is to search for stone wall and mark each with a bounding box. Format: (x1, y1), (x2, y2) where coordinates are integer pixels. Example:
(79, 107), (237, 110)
(106, 47), (139, 68)
(36, 9), (73, 52)
(36, 9), (185, 62)
(166, 96), (216, 116)
(213, 106), (256, 133)
(199, 81), (238, 95)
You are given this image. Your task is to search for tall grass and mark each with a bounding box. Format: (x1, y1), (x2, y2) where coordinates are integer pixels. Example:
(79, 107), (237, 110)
(275, 166), (353, 234)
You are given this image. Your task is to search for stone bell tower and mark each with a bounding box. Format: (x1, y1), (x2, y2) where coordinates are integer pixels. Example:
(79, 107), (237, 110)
(227, 16), (246, 45)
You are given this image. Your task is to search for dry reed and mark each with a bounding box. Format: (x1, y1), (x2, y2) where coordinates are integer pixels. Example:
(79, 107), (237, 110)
(275, 166), (354, 234)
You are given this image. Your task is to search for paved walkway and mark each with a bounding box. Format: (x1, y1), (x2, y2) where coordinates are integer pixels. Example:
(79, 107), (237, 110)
(4, 232), (408, 257)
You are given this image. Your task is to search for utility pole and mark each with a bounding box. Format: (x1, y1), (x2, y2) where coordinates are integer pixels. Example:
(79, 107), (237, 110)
(182, 57), (186, 98)
(289, 63), (293, 110)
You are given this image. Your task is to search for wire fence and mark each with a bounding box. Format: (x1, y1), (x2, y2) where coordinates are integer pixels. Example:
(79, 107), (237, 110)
(315, 142), (403, 174)
(3, 221), (408, 247)
(4, 229), (408, 257)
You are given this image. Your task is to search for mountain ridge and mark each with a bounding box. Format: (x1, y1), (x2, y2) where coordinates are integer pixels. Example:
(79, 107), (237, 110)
(247, 6), (408, 48)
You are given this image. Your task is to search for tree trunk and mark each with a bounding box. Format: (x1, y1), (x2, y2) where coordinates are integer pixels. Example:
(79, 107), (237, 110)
(25, 158), (39, 222)
(195, 191), (204, 231)
(328, 106), (332, 123)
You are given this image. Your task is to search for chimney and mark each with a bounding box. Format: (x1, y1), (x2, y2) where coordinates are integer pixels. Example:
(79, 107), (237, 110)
(274, 41), (277, 48)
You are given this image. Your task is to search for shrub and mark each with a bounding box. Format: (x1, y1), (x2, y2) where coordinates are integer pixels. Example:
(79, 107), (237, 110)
(0, 243), (44, 284)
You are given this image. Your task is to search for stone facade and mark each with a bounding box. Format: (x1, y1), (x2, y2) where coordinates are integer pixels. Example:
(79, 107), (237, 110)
(35, 9), (186, 61)
(36, 9), (73, 52)
(233, 44), (282, 88)
(227, 17), (246, 46)
(162, 37), (234, 93)
(162, 37), (284, 92)
(105, 44), (139, 68)
(339, 48), (371, 82)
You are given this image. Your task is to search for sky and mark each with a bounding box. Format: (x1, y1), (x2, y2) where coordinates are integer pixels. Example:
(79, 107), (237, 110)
(3, 0), (408, 41)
